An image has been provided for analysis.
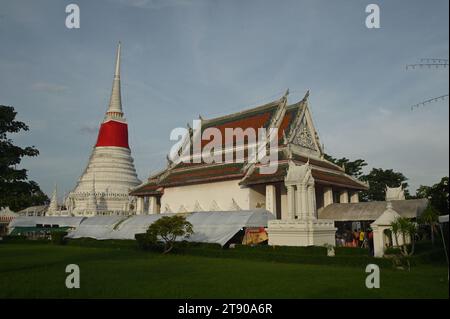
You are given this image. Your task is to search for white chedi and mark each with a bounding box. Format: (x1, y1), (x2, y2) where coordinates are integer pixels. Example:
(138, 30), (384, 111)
(66, 43), (141, 216)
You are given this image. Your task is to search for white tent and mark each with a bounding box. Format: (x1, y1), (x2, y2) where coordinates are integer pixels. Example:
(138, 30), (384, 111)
(9, 216), (85, 228)
(67, 210), (275, 246)
(439, 215), (449, 223)
(64, 216), (125, 239)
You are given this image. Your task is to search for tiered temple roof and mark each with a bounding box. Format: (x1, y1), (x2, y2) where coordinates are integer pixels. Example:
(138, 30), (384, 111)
(131, 91), (367, 196)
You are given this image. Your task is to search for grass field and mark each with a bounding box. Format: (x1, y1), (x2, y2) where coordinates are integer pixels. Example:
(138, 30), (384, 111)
(0, 243), (448, 298)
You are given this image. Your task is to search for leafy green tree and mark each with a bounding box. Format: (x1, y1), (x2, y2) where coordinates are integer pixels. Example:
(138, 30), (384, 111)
(416, 177), (449, 215)
(0, 105), (48, 211)
(359, 168), (409, 202)
(146, 215), (194, 254)
(324, 154), (367, 178)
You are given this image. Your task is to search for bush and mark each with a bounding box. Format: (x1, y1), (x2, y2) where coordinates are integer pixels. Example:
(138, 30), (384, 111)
(414, 249), (447, 264)
(384, 247), (402, 255)
(0, 235), (28, 243)
(146, 215), (194, 254)
(67, 238), (136, 249)
(174, 241), (222, 250)
(233, 244), (328, 256)
(135, 233), (164, 252)
(50, 232), (68, 245)
(335, 247), (369, 256)
(167, 243), (392, 268)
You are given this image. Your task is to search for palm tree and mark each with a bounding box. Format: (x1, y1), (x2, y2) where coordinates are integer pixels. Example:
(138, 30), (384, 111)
(391, 217), (418, 257)
(419, 205), (439, 245)
(391, 217), (418, 271)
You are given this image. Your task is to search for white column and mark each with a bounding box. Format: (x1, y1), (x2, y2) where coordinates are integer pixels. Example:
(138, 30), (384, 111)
(136, 197), (144, 215)
(295, 184), (301, 219)
(339, 190), (349, 203)
(265, 184), (277, 215)
(148, 196), (158, 214)
(307, 185), (317, 219)
(298, 184), (307, 220)
(350, 192), (359, 203)
(372, 226), (384, 257)
(287, 185), (295, 220)
(323, 187), (334, 207)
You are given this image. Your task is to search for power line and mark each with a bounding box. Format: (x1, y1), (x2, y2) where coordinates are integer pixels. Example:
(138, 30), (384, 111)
(406, 57), (449, 110)
(406, 57), (449, 70)
(420, 58), (448, 63)
(410, 94), (449, 110)
(406, 63), (448, 70)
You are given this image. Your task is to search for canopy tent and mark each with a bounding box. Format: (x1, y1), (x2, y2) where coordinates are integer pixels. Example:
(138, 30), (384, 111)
(9, 216), (85, 229)
(439, 215), (449, 223)
(319, 199), (428, 222)
(66, 210), (275, 246)
(9, 226), (72, 236)
(185, 210), (274, 245)
(64, 216), (125, 239)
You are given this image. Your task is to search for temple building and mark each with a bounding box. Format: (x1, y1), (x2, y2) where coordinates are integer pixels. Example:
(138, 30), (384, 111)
(9, 43), (428, 250)
(64, 43), (141, 216)
(130, 90), (369, 246)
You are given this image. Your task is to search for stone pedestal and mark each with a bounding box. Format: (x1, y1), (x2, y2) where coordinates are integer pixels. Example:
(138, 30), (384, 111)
(269, 160), (337, 247)
(267, 219), (337, 247)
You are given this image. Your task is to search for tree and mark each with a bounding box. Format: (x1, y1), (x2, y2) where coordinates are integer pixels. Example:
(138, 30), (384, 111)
(416, 177), (449, 215)
(0, 105), (48, 211)
(146, 215), (194, 254)
(324, 154), (367, 178)
(359, 168), (409, 202)
(391, 217), (418, 270)
(419, 204), (439, 245)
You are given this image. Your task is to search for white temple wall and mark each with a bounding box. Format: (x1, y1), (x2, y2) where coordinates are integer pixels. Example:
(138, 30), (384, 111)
(248, 185), (266, 209)
(160, 180), (251, 213)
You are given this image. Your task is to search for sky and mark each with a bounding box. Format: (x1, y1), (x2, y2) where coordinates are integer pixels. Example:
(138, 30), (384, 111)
(0, 0), (448, 199)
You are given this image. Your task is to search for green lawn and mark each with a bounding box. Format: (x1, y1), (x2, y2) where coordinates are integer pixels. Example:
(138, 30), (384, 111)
(0, 243), (448, 298)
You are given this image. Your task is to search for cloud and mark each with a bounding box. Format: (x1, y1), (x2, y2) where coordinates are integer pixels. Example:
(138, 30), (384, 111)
(111, 0), (195, 9)
(378, 107), (392, 116)
(80, 124), (99, 135)
(32, 82), (68, 93)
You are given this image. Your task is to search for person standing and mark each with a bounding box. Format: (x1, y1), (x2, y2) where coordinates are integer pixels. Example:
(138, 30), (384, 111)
(359, 230), (365, 248)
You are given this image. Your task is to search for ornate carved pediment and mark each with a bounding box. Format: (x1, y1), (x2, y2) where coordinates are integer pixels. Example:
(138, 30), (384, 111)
(285, 160), (315, 186)
(291, 117), (316, 151)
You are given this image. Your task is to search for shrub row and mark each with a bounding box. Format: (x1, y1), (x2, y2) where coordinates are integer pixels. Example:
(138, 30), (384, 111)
(132, 233), (394, 267)
(233, 244), (328, 256)
(174, 245), (393, 268)
(50, 232), (68, 245)
(0, 235), (28, 243)
(67, 238), (137, 249)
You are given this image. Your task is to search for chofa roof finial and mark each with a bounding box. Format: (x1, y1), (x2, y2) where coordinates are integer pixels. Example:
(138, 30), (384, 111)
(303, 90), (310, 101)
